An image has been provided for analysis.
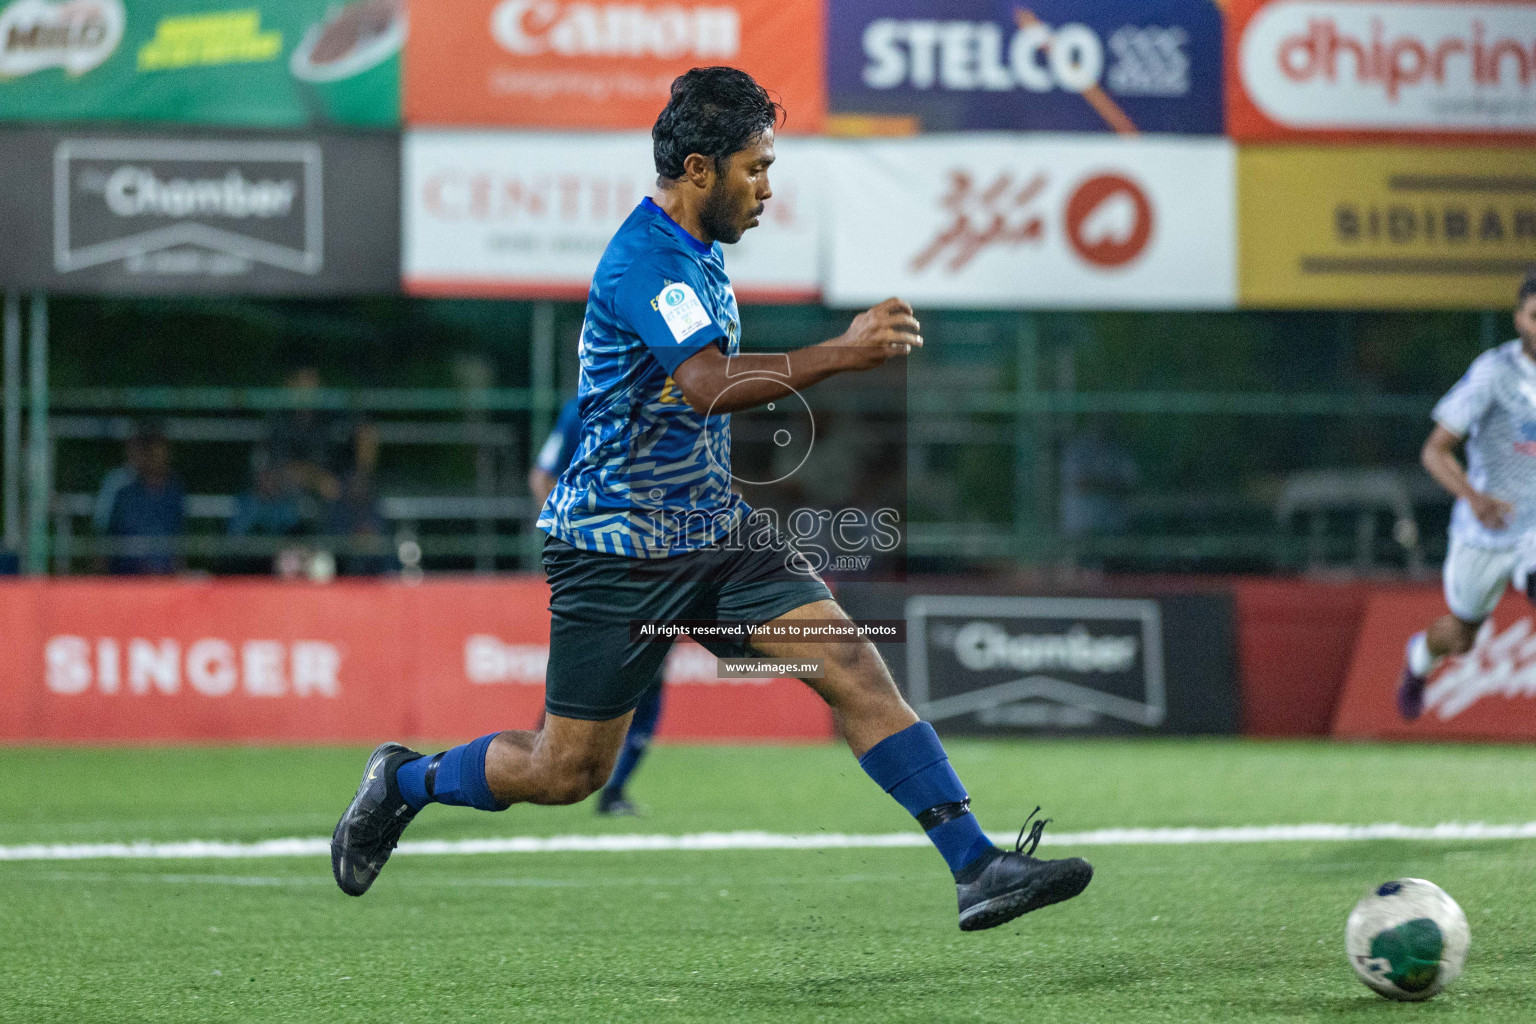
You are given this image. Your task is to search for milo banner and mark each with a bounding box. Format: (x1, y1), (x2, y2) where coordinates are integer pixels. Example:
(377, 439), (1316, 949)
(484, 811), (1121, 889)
(0, 0), (403, 126)
(0, 127), (400, 295)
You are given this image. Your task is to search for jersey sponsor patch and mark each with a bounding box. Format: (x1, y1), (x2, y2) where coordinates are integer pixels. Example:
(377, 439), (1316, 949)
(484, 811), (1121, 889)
(653, 282), (712, 343)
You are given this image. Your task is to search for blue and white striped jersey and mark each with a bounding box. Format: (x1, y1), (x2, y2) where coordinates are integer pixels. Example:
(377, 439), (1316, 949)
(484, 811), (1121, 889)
(537, 198), (745, 557)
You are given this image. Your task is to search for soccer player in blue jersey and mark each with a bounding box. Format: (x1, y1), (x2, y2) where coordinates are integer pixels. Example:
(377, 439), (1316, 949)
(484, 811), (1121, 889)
(529, 396), (664, 816)
(333, 67), (1092, 930)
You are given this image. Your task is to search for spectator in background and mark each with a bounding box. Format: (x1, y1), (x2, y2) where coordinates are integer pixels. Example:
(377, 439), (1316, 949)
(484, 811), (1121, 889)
(268, 366), (342, 504)
(1059, 423), (1139, 541)
(99, 424), (185, 575)
(227, 448), (306, 574)
(325, 421), (394, 576)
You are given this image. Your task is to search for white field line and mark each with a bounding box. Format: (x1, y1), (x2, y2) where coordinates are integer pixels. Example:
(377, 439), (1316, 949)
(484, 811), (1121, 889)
(2, 822), (1536, 863)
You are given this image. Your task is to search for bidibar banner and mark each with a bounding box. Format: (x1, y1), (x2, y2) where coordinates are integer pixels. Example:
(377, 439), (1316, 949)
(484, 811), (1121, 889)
(823, 135), (1236, 309)
(1227, 0), (1536, 142)
(0, 0), (402, 127)
(402, 0), (826, 131)
(402, 131), (821, 301)
(827, 0), (1225, 135)
(1238, 145), (1536, 309)
(0, 579), (833, 743)
(1334, 588), (1536, 741)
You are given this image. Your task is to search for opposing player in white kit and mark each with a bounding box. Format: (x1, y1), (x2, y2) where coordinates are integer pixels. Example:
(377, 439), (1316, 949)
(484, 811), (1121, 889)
(1399, 271), (1536, 719)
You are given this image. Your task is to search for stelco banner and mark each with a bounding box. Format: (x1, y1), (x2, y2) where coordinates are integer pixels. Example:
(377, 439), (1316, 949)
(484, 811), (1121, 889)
(1239, 145), (1536, 308)
(403, 131), (820, 300)
(0, 0), (402, 127)
(1334, 589), (1536, 741)
(828, 0), (1224, 134)
(901, 593), (1237, 736)
(0, 127), (400, 296)
(0, 579), (834, 743)
(824, 135), (1236, 308)
(1228, 0), (1536, 141)
(403, 0), (826, 131)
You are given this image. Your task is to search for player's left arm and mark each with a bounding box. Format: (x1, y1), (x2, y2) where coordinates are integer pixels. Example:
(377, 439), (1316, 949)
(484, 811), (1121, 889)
(670, 298), (922, 415)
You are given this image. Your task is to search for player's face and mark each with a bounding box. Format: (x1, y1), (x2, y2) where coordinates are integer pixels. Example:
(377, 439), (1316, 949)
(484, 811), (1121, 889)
(701, 132), (775, 245)
(1516, 295), (1536, 354)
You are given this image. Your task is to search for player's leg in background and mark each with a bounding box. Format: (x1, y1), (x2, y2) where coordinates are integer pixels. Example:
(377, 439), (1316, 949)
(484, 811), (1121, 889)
(1400, 538), (1516, 719)
(597, 678), (665, 816)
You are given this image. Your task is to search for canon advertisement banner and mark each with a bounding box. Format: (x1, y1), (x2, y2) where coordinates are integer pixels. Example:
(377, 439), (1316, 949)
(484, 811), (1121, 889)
(1335, 589), (1536, 741)
(1228, 0), (1536, 140)
(0, 0), (402, 127)
(828, 0), (1224, 134)
(0, 579), (833, 743)
(0, 128), (400, 295)
(403, 131), (820, 301)
(403, 0), (825, 131)
(824, 135), (1235, 309)
(898, 593), (1237, 736)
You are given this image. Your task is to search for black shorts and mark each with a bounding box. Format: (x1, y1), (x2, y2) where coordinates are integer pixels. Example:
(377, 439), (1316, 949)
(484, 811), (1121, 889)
(542, 532), (833, 720)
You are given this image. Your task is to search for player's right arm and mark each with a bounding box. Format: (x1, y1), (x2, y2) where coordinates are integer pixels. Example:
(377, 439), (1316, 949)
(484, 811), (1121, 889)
(1424, 353), (1512, 530)
(671, 298), (922, 415)
(1421, 425), (1512, 530)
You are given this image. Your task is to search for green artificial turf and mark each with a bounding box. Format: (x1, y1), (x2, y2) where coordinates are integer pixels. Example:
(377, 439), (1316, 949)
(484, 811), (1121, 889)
(1, 740), (1534, 1023)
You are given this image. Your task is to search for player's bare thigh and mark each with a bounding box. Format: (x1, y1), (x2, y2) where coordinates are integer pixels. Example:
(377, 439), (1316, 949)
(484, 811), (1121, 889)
(750, 599), (918, 754)
(484, 711), (633, 806)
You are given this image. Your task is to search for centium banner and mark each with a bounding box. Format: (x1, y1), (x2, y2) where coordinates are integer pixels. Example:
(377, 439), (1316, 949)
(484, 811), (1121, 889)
(0, 0), (402, 126)
(0, 127), (400, 295)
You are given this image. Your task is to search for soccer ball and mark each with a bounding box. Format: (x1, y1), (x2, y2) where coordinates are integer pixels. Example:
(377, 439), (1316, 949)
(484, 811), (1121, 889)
(1345, 878), (1470, 1001)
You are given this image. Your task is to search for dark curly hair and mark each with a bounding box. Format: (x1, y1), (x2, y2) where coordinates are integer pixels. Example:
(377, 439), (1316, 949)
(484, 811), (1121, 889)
(652, 67), (783, 182)
(1521, 266), (1536, 306)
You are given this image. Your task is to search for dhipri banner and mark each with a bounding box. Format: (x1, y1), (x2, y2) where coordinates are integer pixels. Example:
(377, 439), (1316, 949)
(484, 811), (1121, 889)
(824, 135), (1236, 309)
(1334, 589), (1536, 741)
(0, 579), (833, 743)
(402, 131), (821, 301)
(828, 0), (1224, 134)
(1228, 0), (1536, 141)
(0, 127), (400, 296)
(1238, 145), (1536, 309)
(402, 0), (825, 131)
(0, 0), (402, 127)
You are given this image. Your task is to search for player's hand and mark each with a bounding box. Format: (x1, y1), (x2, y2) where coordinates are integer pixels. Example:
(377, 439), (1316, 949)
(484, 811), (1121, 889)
(834, 298), (923, 368)
(1469, 492), (1514, 530)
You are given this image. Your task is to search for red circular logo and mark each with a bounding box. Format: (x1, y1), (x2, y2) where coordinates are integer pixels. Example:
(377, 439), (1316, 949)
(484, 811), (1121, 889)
(1064, 174), (1154, 269)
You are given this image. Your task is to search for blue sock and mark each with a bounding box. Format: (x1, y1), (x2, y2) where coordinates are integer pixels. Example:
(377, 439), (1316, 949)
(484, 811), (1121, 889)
(604, 685), (664, 798)
(858, 722), (997, 877)
(396, 733), (503, 812)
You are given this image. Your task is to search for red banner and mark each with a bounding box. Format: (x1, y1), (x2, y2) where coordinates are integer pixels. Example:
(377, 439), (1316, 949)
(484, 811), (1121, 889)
(403, 0), (826, 131)
(1226, 0), (1536, 143)
(0, 579), (833, 744)
(1334, 586), (1536, 740)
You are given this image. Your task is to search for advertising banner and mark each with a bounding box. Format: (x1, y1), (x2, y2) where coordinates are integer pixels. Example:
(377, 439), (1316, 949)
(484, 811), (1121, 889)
(403, 0), (825, 131)
(0, 127), (400, 296)
(0, 579), (834, 744)
(1334, 588), (1536, 741)
(836, 582), (1238, 736)
(1238, 145), (1536, 309)
(828, 0), (1224, 135)
(1227, 0), (1536, 141)
(824, 135), (1236, 309)
(403, 131), (820, 301)
(0, 0), (402, 127)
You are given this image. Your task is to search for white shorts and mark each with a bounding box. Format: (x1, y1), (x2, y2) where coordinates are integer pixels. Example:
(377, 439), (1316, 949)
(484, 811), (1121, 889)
(1443, 537), (1522, 622)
